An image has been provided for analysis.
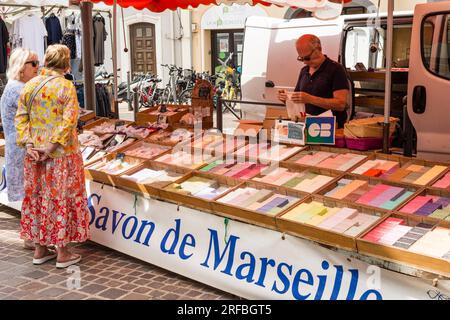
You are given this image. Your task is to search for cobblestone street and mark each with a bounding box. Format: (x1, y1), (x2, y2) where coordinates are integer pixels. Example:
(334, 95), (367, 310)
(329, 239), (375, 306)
(0, 205), (240, 300)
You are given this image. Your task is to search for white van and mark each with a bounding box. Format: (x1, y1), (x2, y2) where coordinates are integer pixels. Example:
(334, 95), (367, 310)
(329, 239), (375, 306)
(240, 2), (450, 161)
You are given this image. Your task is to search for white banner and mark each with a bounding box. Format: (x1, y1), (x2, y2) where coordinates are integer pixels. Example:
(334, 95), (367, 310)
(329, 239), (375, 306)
(86, 181), (450, 300)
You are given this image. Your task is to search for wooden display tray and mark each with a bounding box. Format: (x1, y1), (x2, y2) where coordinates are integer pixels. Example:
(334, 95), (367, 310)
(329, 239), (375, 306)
(80, 146), (108, 167)
(276, 195), (387, 251)
(233, 141), (306, 163)
(350, 153), (450, 187)
(82, 118), (134, 135)
(78, 109), (96, 123)
(251, 162), (344, 195)
(283, 145), (372, 173)
(394, 187), (450, 223)
(0, 144), (4, 157)
(84, 153), (144, 186)
(190, 132), (247, 155)
(119, 139), (173, 161)
(159, 171), (242, 212)
(153, 148), (216, 171)
(135, 105), (189, 126)
(146, 127), (198, 147)
(318, 173), (419, 213)
(356, 213), (450, 277)
(428, 167), (450, 191)
(211, 180), (306, 231)
(110, 161), (192, 197)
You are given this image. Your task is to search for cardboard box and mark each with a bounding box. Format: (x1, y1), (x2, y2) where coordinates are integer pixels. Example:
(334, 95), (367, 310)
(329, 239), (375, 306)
(135, 105), (189, 126)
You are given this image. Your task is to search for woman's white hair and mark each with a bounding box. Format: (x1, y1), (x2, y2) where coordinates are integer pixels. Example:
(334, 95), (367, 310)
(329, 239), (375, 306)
(6, 48), (36, 81)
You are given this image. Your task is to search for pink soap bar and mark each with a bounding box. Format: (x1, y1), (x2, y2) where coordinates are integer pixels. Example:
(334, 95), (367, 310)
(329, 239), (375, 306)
(356, 184), (390, 205)
(400, 196), (433, 214)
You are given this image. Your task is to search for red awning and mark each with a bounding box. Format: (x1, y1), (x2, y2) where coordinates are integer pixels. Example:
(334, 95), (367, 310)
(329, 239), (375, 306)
(89, 0), (352, 13)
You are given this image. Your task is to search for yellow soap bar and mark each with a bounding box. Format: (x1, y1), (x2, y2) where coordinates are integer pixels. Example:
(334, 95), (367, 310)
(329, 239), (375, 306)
(406, 164), (424, 172)
(414, 165), (447, 185)
(307, 207), (340, 226)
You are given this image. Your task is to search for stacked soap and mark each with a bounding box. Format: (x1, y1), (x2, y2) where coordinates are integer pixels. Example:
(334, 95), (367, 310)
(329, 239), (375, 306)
(351, 159), (399, 177)
(88, 158), (141, 175)
(252, 167), (334, 193)
(217, 187), (300, 216)
(155, 151), (209, 169)
(381, 161), (447, 186)
(282, 201), (379, 236)
(235, 143), (302, 161)
(192, 134), (223, 149)
(147, 129), (194, 146)
(165, 176), (230, 200)
(363, 218), (450, 260)
(122, 168), (184, 185)
(203, 136), (246, 154)
(400, 195), (450, 220)
(200, 160), (268, 180)
(433, 172), (450, 189)
(324, 178), (414, 210)
(124, 142), (170, 159)
(292, 151), (367, 171)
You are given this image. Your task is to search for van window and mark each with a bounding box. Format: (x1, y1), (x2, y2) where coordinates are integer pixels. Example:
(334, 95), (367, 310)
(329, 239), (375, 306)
(422, 13), (450, 80)
(344, 23), (412, 70)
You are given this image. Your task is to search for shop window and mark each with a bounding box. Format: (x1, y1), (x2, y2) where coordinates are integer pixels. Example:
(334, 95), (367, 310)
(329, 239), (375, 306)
(422, 13), (450, 80)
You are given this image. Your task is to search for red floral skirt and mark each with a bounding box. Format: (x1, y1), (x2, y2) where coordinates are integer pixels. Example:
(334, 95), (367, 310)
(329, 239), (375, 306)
(20, 152), (90, 247)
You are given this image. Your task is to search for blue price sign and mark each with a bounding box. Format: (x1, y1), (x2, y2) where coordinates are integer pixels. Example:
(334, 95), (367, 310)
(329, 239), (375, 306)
(305, 116), (336, 145)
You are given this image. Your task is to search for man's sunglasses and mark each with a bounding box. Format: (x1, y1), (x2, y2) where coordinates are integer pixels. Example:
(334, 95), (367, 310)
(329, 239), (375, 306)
(297, 49), (316, 62)
(25, 60), (39, 67)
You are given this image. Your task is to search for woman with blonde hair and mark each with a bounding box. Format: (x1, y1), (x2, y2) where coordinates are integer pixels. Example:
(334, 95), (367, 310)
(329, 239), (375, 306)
(15, 44), (90, 268)
(0, 48), (39, 250)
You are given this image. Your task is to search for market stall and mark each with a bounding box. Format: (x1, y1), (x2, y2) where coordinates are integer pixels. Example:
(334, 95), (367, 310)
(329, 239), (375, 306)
(0, 0), (449, 300)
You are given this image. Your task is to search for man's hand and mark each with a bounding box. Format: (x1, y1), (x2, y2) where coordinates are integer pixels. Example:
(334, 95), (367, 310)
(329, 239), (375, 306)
(290, 92), (313, 104)
(277, 89), (287, 103)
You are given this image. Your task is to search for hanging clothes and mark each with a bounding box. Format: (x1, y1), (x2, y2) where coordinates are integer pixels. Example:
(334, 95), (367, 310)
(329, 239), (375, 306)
(62, 30), (76, 59)
(95, 84), (111, 117)
(0, 17), (9, 74)
(93, 14), (107, 66)
(45, 14), (63, 45)
(11, 14), (47, 63)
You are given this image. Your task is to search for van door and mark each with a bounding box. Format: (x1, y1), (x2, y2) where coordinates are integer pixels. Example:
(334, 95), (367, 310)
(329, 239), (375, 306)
(408, 2), (450, 161)
(240, 16), (343, 120)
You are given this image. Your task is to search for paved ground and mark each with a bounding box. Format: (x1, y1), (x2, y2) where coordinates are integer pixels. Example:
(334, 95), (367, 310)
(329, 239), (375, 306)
(0, 205), (241, 300)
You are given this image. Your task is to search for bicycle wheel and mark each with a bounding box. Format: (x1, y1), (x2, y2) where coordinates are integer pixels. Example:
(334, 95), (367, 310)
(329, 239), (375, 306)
(178, 89), (192, 105)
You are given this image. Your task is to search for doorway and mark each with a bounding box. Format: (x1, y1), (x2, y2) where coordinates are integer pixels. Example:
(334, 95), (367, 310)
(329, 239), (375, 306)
(130, 23), (157, 75)
(211, 29), (244, 75)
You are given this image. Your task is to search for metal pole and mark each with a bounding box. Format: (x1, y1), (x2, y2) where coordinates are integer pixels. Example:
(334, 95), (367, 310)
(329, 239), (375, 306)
(382, 0), (394, 154)
(112, 0), (119, 116)
(216, 92), (223, 132)
(80, 1), (95, 112)
(133, 91), (139, 122)
(127, 71), (132, 111)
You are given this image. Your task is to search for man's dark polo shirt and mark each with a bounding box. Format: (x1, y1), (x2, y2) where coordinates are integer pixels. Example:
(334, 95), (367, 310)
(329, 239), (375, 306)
(294, 56), (349, 128)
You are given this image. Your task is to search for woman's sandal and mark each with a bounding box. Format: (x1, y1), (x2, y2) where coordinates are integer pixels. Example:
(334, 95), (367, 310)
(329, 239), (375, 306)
(32, 250), (57, 265)
(56, 254), (82, 269)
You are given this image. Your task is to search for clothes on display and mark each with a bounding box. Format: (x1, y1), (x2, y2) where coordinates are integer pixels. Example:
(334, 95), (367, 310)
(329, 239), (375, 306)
(93, 13), (107, 66)
(45, 14), (63, 45)
(11, 14), (47, 63)
(0, 17), (9, 74)
(62, 30), (77, 59)
(95, 84), (112, 117)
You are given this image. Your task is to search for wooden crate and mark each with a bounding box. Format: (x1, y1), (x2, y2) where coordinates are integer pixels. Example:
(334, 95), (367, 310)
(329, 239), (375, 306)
(349, 153), (449, 187)
(159, 171), (242, 212)
(251, 162), (344, 195)
(394, 187), (450, 223)
(119, 139), (172, 161)
(84, 153), (144, 186)
(283, 145), (371, 173)
(212, 180), (306, 231)
(318, 173), (419, 213)
(82, 118), (133, 135)
(276, 195), (387, 251)
(146, 127), (198, 147)
(135, 105), (189, 126)
(356, 213), (450, 277)
(110, 160), (192, 197)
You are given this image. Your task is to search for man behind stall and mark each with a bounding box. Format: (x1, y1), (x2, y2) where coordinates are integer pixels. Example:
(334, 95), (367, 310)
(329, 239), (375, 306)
(278, 34), (349, 128)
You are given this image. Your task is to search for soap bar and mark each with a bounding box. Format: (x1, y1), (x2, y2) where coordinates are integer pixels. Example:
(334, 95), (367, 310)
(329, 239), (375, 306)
(414, 165), (447, 185)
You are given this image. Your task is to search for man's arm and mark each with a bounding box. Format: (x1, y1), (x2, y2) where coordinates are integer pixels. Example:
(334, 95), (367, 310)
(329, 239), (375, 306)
(290, 89), (348, 112)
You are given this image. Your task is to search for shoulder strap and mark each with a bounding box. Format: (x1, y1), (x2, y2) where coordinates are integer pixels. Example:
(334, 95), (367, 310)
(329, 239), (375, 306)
(26, 75), (63, 113)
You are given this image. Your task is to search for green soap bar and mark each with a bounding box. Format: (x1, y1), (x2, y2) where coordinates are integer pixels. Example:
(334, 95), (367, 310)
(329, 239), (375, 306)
(429, 210), (449, 220)
(380, 191), (414, 210)
(282, 177), (304, 188)
(200, 160), (223, 172)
